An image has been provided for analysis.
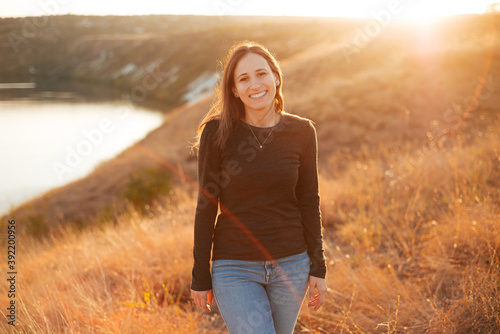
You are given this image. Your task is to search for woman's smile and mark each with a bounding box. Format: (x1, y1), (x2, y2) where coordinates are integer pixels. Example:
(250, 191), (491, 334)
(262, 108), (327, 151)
(249, 91), (267, 99)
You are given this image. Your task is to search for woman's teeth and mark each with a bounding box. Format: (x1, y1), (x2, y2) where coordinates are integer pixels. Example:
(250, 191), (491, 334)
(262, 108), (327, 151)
(250, 91), (266, 99)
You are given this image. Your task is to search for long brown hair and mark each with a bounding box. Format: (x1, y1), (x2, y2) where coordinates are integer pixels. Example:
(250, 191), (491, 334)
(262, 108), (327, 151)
(193, 41), (284, 151)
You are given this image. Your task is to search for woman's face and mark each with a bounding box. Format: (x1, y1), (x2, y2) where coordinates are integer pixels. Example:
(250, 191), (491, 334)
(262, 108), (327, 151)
(232, 53), (278, 115)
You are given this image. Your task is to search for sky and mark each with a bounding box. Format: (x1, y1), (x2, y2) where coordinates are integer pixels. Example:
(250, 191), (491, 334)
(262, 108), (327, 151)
(0, 0), (498, 20)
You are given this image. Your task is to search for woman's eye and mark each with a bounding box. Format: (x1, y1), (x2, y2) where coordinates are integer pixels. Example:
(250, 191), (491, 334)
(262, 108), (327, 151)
(258, 72), (267, 77)
(239, 77), (248, 82)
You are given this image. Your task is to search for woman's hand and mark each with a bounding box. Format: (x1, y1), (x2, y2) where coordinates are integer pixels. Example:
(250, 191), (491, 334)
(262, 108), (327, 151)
(307, 276), (327, 311)
(191, 289), (213, 312)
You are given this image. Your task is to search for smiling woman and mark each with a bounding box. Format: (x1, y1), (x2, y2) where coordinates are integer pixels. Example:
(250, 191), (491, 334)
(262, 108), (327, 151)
(190, 41), (327, 334)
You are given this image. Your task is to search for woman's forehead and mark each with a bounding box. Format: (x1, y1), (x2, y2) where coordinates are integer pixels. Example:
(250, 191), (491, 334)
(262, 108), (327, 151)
(234, 53), (271, 77)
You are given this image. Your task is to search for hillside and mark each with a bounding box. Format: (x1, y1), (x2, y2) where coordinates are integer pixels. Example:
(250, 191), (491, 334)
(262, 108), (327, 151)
(1, 13), (499, 228)
(0, 15), (357, 109)
(0, 13), (499, 333)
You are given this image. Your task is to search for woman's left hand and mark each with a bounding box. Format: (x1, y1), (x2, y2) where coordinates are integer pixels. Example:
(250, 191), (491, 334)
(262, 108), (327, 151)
(307, 276), (327, 311)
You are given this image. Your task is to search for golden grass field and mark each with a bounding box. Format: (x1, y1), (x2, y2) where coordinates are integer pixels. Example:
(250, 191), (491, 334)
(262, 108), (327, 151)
(1, 13), (499, 333)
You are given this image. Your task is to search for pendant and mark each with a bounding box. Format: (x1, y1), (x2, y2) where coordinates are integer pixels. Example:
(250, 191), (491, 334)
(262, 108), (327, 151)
(260, 145), (263, 149)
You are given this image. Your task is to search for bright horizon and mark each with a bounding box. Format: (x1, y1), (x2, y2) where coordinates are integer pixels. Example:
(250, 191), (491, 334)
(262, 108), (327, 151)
(0, 0), (498, 20)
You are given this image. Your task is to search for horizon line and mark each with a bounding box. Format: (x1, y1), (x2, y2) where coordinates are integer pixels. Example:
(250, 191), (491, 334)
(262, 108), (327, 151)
(0, 11), (493, 20)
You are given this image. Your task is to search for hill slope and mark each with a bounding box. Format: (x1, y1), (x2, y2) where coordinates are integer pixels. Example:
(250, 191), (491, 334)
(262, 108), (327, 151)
(0, 13), (499, 333)
(2, 13), (499, 228)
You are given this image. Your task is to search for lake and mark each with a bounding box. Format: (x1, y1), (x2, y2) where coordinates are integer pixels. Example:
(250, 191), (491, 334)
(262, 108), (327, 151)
(0, 85), (164, 215)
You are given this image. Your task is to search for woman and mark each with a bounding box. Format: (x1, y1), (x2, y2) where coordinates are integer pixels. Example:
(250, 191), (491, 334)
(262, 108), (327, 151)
(191, 41), (327, 334)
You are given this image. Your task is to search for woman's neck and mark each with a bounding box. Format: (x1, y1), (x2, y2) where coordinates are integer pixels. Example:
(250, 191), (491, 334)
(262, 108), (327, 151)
(243, 105), (278, 127)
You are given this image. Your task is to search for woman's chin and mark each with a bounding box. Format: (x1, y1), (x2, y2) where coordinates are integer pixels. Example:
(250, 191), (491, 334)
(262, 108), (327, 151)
(244, 100), (274, 112)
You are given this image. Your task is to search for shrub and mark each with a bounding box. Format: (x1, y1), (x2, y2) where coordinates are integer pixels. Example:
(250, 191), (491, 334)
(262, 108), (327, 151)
(123, 166), (171, 213)
(26, 214), (49, 237)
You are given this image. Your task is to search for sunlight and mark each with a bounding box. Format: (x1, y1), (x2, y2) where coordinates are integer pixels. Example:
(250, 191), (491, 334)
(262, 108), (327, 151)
(402, 11), (441, 27)
(1, 0), (496, 18)
(396, 0), (493, 24)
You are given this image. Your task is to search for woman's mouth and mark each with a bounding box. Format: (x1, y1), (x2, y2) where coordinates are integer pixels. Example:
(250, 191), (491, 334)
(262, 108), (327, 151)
(249, 91), (267, 99)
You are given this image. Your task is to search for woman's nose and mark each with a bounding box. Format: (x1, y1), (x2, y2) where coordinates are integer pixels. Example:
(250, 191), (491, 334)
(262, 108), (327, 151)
(249, 77), (260, 89)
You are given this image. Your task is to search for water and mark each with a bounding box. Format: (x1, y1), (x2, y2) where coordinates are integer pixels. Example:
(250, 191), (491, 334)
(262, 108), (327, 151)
(0, 87), (164, 215)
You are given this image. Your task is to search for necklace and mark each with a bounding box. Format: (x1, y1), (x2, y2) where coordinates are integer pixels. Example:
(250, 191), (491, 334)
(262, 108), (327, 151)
(246, 114), (279, 149)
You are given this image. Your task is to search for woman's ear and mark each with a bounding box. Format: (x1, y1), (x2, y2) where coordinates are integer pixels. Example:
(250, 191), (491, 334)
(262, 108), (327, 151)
(232, 87), (239, 98)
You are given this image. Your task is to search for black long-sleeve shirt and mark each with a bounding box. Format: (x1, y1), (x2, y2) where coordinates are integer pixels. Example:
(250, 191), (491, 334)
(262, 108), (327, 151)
(191, 112), (326, 291)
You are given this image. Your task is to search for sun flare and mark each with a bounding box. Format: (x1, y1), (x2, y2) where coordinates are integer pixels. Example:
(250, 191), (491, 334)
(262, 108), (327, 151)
(388, 0), (494, 23)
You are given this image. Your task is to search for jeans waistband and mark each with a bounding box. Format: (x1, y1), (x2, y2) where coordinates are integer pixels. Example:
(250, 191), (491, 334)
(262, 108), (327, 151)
(213, 250), (308, 267)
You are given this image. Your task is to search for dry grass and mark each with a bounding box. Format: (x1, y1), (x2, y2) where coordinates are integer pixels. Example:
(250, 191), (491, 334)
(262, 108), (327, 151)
(5, 13), (500, 228)
(0, 188), (227, 333)
(1, 13), (499, 333)
(1, 121), (498, 333)
(312, 121), (500, 333)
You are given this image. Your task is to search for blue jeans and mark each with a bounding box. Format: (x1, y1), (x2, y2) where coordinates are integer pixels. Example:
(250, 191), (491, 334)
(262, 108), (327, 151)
(212, 251), (310, 334)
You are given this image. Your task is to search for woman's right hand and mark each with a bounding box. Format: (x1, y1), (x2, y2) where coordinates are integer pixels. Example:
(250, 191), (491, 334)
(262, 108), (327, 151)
(191, 289), (213, 312)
